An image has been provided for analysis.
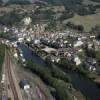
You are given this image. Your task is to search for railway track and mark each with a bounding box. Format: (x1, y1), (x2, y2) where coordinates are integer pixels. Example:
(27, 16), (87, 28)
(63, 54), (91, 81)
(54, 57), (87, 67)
(3, 49), (50, 100)
(6, 51), (19, 100)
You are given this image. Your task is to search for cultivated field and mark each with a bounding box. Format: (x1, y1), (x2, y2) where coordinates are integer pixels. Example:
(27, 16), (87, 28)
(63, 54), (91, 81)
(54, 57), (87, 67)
(64, 13), (100, 32)
(83, 0), (100, 5)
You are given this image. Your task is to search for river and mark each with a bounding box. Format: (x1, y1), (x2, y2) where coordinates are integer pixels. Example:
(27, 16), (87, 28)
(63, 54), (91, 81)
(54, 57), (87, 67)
(18, 43), (100, 100)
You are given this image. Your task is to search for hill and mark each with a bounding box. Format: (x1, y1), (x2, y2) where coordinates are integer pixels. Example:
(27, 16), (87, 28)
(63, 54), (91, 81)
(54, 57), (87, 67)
(64, 13), (100, 32)
(0, 0), (100, 32)
(1, 0), (100, 15)
(1, 0), (37, 4)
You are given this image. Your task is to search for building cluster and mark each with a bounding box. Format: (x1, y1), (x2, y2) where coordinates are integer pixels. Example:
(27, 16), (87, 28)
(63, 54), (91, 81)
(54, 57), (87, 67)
(35, 31), (99, 72)
(27, 31), (99, 72)
(0, 18), (100, 72)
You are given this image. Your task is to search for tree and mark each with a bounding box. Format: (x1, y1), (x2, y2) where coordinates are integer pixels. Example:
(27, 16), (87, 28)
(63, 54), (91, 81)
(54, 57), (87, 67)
(27, 62), (73, 100)
(96, 50), (100, 63)
(85, 49), (96, 58)
(92, 25), (100, 39)
(66, 22), (84, 31)
(77, 25), (84, 31)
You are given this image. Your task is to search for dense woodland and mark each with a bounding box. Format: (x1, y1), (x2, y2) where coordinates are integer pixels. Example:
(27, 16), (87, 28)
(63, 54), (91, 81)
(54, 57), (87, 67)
(42, 0), (100, 15)
(91, 0), (100, 3)
(1, 0), (100, 15)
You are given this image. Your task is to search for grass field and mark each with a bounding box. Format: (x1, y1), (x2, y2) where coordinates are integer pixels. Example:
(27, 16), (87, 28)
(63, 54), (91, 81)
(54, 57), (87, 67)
(64, 13), (100, 32)
(83, 0), (100, 5)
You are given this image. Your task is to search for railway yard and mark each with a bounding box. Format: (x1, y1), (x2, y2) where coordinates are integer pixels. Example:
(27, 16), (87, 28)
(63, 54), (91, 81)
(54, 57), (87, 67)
(0, 47), (53, 100)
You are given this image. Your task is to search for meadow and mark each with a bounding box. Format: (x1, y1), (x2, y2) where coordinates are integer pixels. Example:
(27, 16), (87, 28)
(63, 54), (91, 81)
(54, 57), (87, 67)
(65, 13), (100, 32)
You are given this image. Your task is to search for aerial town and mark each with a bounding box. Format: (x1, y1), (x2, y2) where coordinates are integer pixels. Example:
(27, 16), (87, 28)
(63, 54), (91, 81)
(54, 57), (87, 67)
(1, 17), (100, 72)
(0, 16), (100, 100)
(0, 0), (100, 100)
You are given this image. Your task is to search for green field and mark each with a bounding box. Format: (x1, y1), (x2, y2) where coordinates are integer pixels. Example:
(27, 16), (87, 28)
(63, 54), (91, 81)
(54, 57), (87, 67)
(65, 13), (100, 32)
(83, 0), (100, 5)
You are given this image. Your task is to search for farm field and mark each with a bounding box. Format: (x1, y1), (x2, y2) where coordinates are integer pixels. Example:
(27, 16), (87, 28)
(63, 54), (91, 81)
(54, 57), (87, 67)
(64, 13), (100, 32)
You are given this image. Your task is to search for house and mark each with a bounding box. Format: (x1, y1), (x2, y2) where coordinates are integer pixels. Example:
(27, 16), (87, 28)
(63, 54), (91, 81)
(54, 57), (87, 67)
(87, 57), (97, 65)
(88, 43), (93, 49)
(46, 55), (58, 63)
(74, 41), (83, 47)
(83, 62), (96, 72)
(26, 37), (31, 42)
(41, 46), (56, 54)
(56, 58), (60, 63)
(89, 66), (96, 71)
(5, 40), (10, 46)
(18, 38), (24, 43)
(14, 53), (18, 59)
(20, 53), (23, 57)
(23, 17), (32, 25)
(90, 35), (96, 39)
(1, 74), (5, 84)
(11, 42), (17, 48)
(34, 39), (40, 45)
(3, 27), (9, 33)
(22, 58), (26, 63)
(83, 58), (97, 71)
(19, 79), (30, 90)
(93, 40), (100, 50)
(78, 49), (83, 52)
(64, 40), (68, 44)
(74, 56), (81, 66)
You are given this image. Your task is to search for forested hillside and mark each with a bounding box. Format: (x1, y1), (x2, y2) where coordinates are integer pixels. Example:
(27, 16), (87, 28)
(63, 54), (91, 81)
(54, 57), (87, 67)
(1, 0), (100, 15)
(0, 0), (100, 31)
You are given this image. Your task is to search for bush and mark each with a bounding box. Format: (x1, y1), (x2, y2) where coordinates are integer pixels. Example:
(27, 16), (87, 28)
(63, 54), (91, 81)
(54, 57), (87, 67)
(85, 48), (96, 58)
(66, 22), (84, 31)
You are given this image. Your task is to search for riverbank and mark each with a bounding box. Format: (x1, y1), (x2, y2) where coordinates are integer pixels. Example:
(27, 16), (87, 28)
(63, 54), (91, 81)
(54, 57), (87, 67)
(27, 60), (85, 100)
(18, 43), (100, 100)
(18, 43), (85, 100)
(26, 42), (100, 85)
(87, 72), (100, 84)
